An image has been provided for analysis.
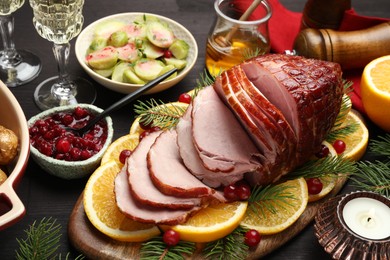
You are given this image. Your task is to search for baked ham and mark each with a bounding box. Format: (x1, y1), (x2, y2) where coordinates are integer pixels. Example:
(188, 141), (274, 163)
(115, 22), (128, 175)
(114, 54), (344, 224)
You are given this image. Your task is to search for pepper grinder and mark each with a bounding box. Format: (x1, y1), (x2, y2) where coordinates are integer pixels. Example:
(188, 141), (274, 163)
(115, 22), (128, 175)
(293, 22), (390, 69)
(300, 0), (351, 30)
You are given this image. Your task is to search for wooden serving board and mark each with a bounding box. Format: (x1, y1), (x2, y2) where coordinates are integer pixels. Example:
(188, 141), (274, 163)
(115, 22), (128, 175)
(68, 177), (347, 259)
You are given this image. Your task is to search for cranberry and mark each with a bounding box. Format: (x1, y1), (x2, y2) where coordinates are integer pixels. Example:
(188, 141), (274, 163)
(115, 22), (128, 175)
(306, 178), (323, 195)
(333, 140), (346, 154)
(139, 130), (152, 142)
(74, 106), (88, 119)
(315, 144), (330, 158)
(244, 229), (261, 247)
(150, 126), (161, 132)
(61, 114), (74, 126)
(80, 150), (92, 160)
(119, 149), (132, 164)
(139, 116), (153, 130)
(163, 50), (173, 58)
(224, 184), (238, 201)
(163, 229), (180, 247)
(56, 138), (71, 153)
(236, 182), (251, 200)
(70, 147), (81, 160)
(178, 93), (192, 104)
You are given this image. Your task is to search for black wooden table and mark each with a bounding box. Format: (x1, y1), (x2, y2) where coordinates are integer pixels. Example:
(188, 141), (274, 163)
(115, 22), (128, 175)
(1, 0), (389, 259)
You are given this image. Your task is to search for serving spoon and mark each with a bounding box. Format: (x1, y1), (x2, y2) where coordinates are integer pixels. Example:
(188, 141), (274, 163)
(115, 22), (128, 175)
(66, 68), (177, 136)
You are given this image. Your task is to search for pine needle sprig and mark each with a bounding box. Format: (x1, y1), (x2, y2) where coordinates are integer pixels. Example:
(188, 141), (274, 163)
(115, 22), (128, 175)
(15, 217), (84, 260)
(196, 69), (215, 89)
(326, 121), (358, 143)
(140, 236), (196, 260)
(248, 184), (296, 217)
(350, 161), (390, 198)
(202, 227), (249, 260)
(369, 134), (390, 157)
(285, 155), (357, 180)
(134, 99), (187, 129)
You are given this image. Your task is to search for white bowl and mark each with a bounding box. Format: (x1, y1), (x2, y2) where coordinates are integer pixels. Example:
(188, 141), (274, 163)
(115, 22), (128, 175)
(0, 81), (30, 230)
(75, 12), (198, 94)
(28, 104), (113, 180)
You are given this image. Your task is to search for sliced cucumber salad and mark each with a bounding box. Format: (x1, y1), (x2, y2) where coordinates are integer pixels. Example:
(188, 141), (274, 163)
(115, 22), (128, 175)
(85, 15), (190, 84)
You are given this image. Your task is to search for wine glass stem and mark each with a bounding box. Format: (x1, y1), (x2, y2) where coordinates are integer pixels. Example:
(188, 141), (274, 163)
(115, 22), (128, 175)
(52, 42), (76, 99)
(0, 15), (20, 66)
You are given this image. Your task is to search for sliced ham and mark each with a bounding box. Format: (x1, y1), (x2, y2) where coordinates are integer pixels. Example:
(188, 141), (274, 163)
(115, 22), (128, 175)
(127, 130), (201, 210)
(176, 102), (246, 187)
(191, 85), (263, 173)
(115, 165), (200, 225)
(147, 129), (215, 198)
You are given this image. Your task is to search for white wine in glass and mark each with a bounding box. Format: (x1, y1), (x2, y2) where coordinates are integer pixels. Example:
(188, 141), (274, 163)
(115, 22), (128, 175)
(30, 0), (96, 110)
(0, 0), (41, 87)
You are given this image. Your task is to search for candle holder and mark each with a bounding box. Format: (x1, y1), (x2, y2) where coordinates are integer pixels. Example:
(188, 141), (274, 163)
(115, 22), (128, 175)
(314, 191), (390, 260)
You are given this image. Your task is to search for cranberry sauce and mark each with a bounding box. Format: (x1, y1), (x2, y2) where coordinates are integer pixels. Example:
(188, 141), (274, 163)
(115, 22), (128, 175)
(29, 106), (108, 161)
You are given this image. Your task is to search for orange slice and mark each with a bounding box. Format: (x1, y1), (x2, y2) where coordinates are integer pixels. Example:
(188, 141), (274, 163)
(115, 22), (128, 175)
(83, 160), (160, 242)
(101, 134), (139, 166)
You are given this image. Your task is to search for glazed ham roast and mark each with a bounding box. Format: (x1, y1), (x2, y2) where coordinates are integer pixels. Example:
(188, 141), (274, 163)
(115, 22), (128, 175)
(114, 54), (344, 224)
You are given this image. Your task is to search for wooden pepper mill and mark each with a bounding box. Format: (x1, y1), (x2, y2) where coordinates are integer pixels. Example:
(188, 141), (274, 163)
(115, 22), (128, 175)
(293, 22), (390, 69)
(300, 0), (351, 30)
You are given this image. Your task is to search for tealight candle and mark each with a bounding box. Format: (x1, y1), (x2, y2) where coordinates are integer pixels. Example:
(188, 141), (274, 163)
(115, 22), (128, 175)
(341, 196), (390, 240)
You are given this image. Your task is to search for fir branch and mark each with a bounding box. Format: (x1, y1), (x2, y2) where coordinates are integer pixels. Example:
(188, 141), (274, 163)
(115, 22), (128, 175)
(248, 184), (297, 217)
(326, 121), (358, 143)
(134, 99), (187, 129)
(350, 161), (390, 198)
(195, 69), (215, 89)
(140, 236), (196, 260)
(285, 155), (357, 180)
(15, 217), (84, 260)
(203, 227), (249, 260)
(370, 134), (390, 157)
(243, 47), (267, 60)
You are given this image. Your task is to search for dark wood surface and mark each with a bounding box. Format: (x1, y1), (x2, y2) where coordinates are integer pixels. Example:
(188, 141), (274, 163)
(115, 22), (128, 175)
(1, 0), (389, 259)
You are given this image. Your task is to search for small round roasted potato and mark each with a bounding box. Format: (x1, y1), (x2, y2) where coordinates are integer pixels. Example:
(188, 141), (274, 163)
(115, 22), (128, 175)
(0, 125), (18, 165)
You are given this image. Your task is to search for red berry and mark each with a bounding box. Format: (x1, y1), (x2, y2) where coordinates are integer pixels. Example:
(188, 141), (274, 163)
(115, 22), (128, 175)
(139, 130), (151, 141)
(178, 93), (192, 104)
(163, 50), (173, 58)
(163, 229), (180, 246)
(139, 116), (153, 130)
(119, 149), (132, 164)
(315, 144), (330, 158)
(150, 126), (161, 133)
(74, 106), (88, 119)
(224, 184), (238, 201)
(236, 182), (251, 200)
(333, 140), (346, 154)
(244, 229), (261, 247)
(56, 138), (71, 153)
(306, 178), (323, 195)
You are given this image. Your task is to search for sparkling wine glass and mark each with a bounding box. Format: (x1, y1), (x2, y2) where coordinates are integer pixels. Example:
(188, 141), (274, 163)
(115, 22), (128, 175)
(29, 0), (96, 110)
(0, 0), (41, 87)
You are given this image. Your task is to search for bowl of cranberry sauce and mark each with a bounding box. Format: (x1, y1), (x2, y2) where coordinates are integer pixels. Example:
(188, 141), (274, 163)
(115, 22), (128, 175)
(28, 104), (113, 180)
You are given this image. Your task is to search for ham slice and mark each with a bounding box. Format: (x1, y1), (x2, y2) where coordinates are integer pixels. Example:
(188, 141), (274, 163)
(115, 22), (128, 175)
(127, 131), (201, 210)
(115, 165), (200, 225)
(191, 85), (262, 173)
(147, 129), (215, 198)
(176, 102), (246, 187)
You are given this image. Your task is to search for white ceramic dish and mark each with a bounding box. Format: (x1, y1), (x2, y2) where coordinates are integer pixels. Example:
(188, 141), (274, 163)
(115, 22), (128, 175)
(75, 12), (198, 94)
(0, 81), (30, 230)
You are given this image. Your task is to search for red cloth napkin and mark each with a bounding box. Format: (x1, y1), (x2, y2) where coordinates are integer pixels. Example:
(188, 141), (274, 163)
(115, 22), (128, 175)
(263, 0), (389, 114)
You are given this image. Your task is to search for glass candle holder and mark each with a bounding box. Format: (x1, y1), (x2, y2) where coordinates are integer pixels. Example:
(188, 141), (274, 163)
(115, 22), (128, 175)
(205, 0), (272, 77)
(314, 191), (390, 260)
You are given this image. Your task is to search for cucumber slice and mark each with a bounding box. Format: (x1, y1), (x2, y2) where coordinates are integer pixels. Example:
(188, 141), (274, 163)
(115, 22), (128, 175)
(134, 59), (164, 81)
(164, 57), (187, 70)
(111, 62), (131, 82)
(87, 37), (107, 54)
(158, 64), (177, 80)
(117, 43), (139, 62)
(87, 46), (118, 70)
(93, 67), (114, 78)
(146, 21), (174, 48)
(107, 31), (129, 47)
(123, 68), (145, 84)
(142, 40), (164, 59)
(169, 39), (189, 59)
(94, 21), (126, 39)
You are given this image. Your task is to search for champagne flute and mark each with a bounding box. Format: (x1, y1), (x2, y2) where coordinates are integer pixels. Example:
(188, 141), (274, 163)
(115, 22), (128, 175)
(29, 0), (96, 110)
(0, 0), (41, 87)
